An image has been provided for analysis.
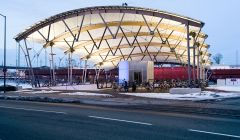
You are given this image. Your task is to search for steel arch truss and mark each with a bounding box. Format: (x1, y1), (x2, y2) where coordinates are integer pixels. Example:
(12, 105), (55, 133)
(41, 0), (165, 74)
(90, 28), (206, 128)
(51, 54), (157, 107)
(15, 6), (210, 69)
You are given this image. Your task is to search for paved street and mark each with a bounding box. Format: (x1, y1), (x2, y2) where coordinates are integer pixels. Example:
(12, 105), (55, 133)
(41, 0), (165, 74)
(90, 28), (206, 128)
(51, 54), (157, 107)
(0, 100), (239, 140)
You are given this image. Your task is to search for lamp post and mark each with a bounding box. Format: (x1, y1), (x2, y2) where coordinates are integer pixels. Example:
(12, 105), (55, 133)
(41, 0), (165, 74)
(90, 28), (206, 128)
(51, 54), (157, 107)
(0, 13), (6, 93)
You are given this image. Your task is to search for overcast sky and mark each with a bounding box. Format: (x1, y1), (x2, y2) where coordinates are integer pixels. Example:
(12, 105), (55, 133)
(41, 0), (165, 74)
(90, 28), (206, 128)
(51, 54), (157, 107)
(0, 0), (239, 66)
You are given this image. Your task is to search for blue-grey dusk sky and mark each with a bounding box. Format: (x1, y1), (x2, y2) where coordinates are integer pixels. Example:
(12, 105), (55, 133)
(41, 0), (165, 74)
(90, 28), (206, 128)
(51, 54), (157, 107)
(0, 0), (239, 66)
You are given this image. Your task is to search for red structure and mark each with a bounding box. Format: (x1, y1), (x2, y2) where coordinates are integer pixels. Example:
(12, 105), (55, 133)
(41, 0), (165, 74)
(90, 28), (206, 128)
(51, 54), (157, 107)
(26, 67), (199, 82)
(209, 69), (240, 82)
(154, 67), (197, 80)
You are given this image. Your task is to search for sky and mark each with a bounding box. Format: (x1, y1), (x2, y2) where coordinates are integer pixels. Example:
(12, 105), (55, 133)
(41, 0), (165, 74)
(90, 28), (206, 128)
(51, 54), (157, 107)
(0, 0), (240, 66)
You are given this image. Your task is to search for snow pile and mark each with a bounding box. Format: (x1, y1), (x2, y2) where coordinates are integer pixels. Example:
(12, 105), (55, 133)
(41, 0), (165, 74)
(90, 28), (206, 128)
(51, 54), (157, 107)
(120, 91), (240, 101)
(61, 92), (112, 97)
(23, 90), (60, 94)
(207, 85), (240, 92)
(17, 84), (33, 89)
(39, 84), (101, 91)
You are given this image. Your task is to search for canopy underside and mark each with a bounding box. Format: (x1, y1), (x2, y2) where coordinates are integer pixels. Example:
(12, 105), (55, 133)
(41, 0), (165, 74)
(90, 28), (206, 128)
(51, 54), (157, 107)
(15, 6), (210, 69)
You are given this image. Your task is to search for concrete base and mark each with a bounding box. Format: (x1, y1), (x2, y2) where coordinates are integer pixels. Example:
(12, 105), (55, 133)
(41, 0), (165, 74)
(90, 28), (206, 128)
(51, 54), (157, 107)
(169, 88), (201, 94)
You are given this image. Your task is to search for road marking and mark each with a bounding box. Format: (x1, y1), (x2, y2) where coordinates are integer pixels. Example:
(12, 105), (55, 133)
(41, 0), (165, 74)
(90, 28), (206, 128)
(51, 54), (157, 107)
(89, 115), (152, 126)
(0, 105), (67, 115)
(189, 129), (240, 139)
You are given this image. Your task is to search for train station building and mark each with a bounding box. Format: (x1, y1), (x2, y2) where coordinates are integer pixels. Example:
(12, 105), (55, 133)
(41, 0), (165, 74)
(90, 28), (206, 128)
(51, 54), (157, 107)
(14, 6), (211, 88)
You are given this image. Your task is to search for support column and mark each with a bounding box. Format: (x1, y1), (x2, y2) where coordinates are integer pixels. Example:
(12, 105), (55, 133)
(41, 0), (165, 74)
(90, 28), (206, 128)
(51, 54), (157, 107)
(50, 46), (55, 86)
(193, 45), (196, 84)
(84, 59), (87, 83)
(203, 66), (206, 82)
(94, 67), (97, 84)
(45, 48), (47, 66)
(67, 53), (73, 85)
(81, 59), (84, 83)
(24, 39), (35, 86)
(186, 22), (192, 87)
(97, 66), (101, 82)
(17, 42), (21, 86)
(199, 59), (203, 81)
(70, 53), (73, 85)
(197, 45), (200, 81)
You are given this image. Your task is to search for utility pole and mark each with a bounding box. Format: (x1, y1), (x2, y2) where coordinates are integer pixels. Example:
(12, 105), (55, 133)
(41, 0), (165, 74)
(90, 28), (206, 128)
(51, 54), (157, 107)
(0, 14), (6, 93)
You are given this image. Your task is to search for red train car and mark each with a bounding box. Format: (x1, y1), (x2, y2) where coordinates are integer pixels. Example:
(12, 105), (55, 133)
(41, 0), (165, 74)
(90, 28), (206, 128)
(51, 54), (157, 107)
(154, 67), (196, 80)
(209, 69), (240, 82)
(26, 67), (199, 82)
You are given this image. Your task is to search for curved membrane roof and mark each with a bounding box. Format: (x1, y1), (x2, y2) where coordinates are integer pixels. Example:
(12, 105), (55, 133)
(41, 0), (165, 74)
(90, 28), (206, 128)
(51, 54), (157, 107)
(15, 6), (210, 69)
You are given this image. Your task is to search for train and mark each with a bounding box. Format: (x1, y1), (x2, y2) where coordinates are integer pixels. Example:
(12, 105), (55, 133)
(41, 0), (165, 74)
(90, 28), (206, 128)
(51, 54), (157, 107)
(23, 66), (240, 84)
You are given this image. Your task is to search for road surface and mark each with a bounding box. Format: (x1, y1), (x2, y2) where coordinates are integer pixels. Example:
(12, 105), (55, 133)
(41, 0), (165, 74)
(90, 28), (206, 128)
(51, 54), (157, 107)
(0, 100), (239, 140)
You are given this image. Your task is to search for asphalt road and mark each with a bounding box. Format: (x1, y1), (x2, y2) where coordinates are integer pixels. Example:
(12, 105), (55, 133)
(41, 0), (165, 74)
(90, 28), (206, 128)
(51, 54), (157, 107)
(0, 100), (239, 140)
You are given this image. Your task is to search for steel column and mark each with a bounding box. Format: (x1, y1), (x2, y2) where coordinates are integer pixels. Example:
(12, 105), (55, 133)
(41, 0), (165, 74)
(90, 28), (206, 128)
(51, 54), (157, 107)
(197, 44), (200, 81)
(62, 19), (77, 41)
(84, 59), (87, 83)
(67, 53), (73, 85)
(50, 46), (56, 86)
(186, 22), (191, 87)
(24, 39), (35, 86)
(17, 42), (21, 86)
(193, 45), (196, 84)
(99, 13), (115, 39)
(76, 15), (85, 41)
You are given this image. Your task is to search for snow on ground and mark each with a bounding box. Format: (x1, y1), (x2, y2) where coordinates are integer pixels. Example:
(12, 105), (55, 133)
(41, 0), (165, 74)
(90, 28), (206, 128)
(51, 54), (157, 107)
(61, 92), (112, 97)
(30, 90), (60, 94)
(120, 91), (240, 101)
(207, 85), (240, 92)
(39, 84), (102, 91)
(17, 90), (61, 94)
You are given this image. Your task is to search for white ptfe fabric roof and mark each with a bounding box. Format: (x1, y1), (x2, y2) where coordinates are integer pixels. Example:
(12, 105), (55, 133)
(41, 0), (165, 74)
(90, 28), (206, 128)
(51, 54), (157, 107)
(15, 6), (210, 69)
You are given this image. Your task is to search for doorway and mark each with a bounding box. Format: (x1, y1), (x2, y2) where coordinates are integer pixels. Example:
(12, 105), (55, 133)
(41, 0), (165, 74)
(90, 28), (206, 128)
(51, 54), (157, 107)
(134, 72), (142, 84)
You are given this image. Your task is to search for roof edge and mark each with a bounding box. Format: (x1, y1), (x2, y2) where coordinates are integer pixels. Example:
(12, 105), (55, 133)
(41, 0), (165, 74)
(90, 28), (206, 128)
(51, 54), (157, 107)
(15, 5), (205, 42)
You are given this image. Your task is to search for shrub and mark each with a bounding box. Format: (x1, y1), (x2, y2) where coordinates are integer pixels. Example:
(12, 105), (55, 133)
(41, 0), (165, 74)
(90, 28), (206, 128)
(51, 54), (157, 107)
(0, 85), (17, 91)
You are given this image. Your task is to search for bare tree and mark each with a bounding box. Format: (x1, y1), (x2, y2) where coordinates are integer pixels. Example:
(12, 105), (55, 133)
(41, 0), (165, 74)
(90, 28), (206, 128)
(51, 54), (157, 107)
(213, 53), (223, 64)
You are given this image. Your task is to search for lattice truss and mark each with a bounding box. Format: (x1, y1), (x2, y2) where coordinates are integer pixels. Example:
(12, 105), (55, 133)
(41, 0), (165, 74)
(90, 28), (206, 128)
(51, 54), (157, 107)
(15, 6), (210, 69)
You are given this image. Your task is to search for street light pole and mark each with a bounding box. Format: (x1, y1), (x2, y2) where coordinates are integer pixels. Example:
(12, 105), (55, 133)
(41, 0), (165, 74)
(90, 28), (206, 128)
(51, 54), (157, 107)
(0, 14), (6, 93)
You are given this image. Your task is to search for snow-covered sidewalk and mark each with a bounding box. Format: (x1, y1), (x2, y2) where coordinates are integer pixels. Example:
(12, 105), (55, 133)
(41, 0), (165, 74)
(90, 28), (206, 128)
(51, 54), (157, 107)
(61, 92), (112, 97)
(120, 91), (240, 101)
(206, 85), (240, 92)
